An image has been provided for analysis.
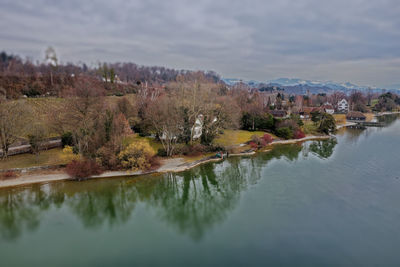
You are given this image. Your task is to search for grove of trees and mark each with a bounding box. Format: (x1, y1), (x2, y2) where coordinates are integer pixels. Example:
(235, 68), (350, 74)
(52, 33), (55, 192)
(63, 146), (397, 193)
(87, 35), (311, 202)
(2, 49), (399, 179)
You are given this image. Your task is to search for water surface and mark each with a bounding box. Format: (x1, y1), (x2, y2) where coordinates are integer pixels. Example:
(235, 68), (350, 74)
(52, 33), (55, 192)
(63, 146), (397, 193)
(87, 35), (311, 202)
(1, 117), (400, 266)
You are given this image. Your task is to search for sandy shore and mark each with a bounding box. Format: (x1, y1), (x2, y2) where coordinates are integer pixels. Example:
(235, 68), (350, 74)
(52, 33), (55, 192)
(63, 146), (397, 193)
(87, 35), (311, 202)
(0, 135), (332, 189)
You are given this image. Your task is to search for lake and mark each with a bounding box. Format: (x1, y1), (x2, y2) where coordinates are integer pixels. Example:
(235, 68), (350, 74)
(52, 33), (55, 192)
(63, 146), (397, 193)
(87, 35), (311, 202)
(1, 116), (400, 266)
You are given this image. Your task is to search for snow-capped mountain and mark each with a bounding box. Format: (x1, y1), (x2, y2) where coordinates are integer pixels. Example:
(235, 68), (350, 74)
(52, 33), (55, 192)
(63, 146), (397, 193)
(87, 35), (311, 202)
(221, 77), (394, 93)
(268, 78), (370, 91)
(222, 78), (261, 87)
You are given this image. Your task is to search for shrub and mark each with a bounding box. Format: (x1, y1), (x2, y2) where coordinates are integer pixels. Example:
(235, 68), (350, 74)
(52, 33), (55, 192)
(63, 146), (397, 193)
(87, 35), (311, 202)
(61, 132), (74, 147)
(249, 135), (268, 148)
(147, 156), (161, 170)
(227, 147), (243, 154)
(251, 135), (261, 143)
(249, 135), (272, 148)
(249, 141), (258, 149)
(241, 112), (274, 131)
(319, 113), (337, 134)
(262, 134), (273, 144)
(290, 114), (304, 127)
(208, 145), (225, 152)
(1, 171), (17, 180)
(61, 146), (80, 163)
(157, 148), (168, 157)
(259, 139), (267, 147)
(277, 119), (299, 131)
(183, 144), (206, 156)
(96, 145), (120, 170)
(65, 159), (103, 181)
(275, 127), (293, 139)
(118, 141), (155, 171)
(293, 129), (306, 139)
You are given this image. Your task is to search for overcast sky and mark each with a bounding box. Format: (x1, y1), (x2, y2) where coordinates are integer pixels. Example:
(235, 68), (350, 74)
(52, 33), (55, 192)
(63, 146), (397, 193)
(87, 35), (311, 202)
(1, 0), (400, 88)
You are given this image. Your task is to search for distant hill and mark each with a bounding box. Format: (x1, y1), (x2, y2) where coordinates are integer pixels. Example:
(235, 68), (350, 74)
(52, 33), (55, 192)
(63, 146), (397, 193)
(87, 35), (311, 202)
(222, 77), (399, 94)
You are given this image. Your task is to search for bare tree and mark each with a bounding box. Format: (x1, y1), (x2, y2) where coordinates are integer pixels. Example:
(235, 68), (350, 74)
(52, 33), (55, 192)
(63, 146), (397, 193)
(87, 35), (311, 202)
(145, 96), (184, 156)
(200, 96), (240, 145)
(45, 46), (58, 88)
(27, 122), (47, 162)
(61, 78), (106, 156)
(0, 101), (30, 158)
(329, 91), (346, 110)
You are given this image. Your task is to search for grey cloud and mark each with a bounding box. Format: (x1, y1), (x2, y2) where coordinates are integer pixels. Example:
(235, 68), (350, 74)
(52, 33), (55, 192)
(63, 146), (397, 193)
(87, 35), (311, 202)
(0, 0), (399, 87)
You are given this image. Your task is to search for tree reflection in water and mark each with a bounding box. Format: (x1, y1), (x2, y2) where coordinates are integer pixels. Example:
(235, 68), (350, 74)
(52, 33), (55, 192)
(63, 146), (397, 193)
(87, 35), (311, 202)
(0, 184), (50, 240)
(148, 159), (257, 240)
(0, 139), (337, 241)
(307, 138), (338, 159)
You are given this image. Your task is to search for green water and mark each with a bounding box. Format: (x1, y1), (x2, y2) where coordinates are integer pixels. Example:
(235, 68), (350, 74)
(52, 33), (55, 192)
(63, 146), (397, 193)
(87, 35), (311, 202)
(1, 117), (400, 266)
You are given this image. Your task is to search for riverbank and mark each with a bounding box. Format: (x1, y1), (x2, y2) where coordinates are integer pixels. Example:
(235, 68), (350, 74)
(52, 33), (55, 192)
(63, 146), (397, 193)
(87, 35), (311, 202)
(0, 135), (333, 189)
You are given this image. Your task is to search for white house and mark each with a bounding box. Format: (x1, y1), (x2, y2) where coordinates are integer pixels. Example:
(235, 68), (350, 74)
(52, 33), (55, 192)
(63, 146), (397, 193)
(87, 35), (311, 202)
(322, 102), (335, 114)
(337, 99), (349, 113)
(160, 114), (215, 141)
(191, 115), (203, 140)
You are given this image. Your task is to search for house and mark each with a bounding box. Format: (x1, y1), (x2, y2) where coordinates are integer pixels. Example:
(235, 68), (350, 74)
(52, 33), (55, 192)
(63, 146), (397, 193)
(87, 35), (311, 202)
(191, 115), (203, 140)
(321, 103), (335, 114)
(300, 107), (315, 119)
(269, 110), (288, 118)
(337, 99), (349, 113)
(346, 111), (366, 121)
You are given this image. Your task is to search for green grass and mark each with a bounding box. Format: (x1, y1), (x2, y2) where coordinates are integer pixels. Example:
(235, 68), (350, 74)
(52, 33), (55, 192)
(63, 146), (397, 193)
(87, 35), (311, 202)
(125, 130), (273, 154)
(0, 148), (67, 170)
(371, 99), (379, 107)
(333, 114), (346, 125)
(123, 134), (164, 152)
(302, 121), (319, 135)
(214, 130), (274, 147)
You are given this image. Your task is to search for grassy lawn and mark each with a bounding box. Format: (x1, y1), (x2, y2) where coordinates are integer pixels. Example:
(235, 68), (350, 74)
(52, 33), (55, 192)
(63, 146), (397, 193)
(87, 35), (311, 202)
(125, 130), (275, 152)
(371, 99), (379, 107)
(123, 134), (164, 152)
(214, 129), (273, 147)
(0, 148), (67, 170)
(302, 120), (319, 135)
(364, 113), (375, 122)
(333, 114), (347, 125)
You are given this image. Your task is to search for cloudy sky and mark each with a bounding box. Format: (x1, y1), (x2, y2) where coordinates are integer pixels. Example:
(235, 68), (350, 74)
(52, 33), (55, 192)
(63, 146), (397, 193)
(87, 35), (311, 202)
(1, 0), (400, 88)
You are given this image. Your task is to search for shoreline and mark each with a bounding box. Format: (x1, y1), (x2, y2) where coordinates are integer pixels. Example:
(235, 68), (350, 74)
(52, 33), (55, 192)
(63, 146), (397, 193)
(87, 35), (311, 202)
(0, 135), (332, 189)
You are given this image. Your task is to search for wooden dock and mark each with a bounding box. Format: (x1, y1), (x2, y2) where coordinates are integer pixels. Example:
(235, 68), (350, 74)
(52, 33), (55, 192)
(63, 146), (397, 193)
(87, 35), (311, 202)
(351, 121), (386, 127)
(360, 121), (385, 127)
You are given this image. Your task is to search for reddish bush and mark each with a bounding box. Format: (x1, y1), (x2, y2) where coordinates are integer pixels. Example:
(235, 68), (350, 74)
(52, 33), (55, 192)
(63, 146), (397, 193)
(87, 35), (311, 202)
(146, 156), (161, 171)
(65, 159), (103, 181)
(259, 138), (267, 147)
(262, 134), (273, 144)
(294, 130), (306, 139)
(249, 141), (258, 149)
(1, 171), (17, 180)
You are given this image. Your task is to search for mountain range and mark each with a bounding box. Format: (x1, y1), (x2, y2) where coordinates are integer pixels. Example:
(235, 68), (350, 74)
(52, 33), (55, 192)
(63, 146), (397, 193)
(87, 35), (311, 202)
(222, 78), (398, 94)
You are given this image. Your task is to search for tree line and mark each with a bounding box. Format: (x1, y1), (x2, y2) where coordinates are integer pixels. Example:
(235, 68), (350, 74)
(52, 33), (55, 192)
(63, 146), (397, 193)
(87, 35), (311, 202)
(0, 50), (221, 99)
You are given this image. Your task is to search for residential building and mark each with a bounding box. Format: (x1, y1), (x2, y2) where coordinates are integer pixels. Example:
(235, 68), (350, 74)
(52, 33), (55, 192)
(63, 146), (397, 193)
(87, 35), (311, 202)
(337, 99), (349, 113)
(321, 103), (335, 114)
(346, 111), (366, 121)
(269, 110), (288, 118)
